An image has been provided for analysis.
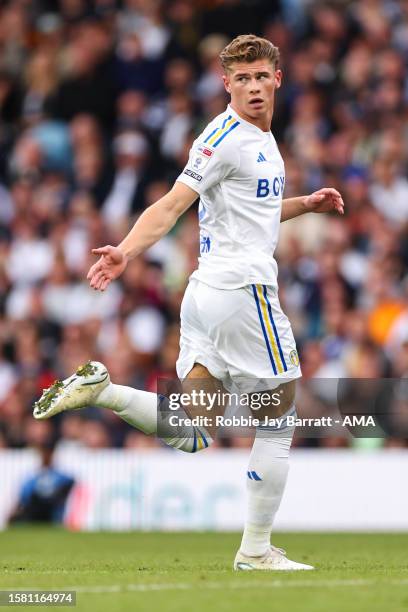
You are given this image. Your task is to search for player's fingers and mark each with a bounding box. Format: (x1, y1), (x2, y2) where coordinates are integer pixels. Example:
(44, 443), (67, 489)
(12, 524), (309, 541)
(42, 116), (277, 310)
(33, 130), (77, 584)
(319, 187), (341, 197)
(87, 262), (102, 280)
(89, 268), (103, 284)
(97, 276), (110, 292)
(94, 269), (113, 290)
(92, 246), (112, 257)
(91, 277), (106, 291)
(100, 278), (111, 291)
(90, 270), (106, 289)
(334, 200), (344, 214)
(87, 257), (111, 278)
(94, 272), (108, 290)
(334, 196), (345, 213)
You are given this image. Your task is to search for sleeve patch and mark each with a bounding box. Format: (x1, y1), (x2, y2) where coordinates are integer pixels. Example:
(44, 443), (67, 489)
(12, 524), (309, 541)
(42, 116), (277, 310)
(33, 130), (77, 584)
(184, 168), (202, 182)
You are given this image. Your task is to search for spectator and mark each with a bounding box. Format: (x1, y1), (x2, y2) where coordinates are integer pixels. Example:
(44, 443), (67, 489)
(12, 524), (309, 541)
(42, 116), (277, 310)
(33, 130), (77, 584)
(8, 443), (75, 524)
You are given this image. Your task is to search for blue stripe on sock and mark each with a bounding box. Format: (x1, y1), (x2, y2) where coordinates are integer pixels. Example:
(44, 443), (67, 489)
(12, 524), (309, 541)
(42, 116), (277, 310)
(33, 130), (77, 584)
(158, 394), (168, 407)
(196, 427), (209, 448)
(247, 471), (253, 480)
(251, 471), (262, 481)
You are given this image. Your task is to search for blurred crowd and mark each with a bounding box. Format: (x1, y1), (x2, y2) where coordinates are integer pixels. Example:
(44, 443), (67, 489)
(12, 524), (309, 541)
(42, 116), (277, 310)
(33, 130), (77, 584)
(0, 0), (407, 451)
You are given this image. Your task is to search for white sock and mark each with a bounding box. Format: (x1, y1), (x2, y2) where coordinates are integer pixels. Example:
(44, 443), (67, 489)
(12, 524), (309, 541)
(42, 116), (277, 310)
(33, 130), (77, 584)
(96, 384), (157, 434)
(240, 407), (295, 557)
(95, 383), (212, 452)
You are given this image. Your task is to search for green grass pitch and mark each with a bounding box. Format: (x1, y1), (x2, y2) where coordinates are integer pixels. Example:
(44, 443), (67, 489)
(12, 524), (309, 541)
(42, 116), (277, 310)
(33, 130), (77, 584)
(1, 529), (407, 612)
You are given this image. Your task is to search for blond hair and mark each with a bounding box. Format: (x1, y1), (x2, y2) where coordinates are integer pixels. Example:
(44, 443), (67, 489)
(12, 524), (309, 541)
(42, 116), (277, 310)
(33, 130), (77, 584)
(219, 34), (280, 72)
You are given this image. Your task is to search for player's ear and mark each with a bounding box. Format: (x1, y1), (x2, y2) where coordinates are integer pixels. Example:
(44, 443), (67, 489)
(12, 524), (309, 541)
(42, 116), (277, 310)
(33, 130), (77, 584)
(274, 69), (282, 89)
(223, 74), (232, 94)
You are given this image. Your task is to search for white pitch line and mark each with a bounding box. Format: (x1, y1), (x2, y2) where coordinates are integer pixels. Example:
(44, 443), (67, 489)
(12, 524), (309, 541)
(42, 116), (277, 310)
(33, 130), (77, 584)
(68, 578), (408, 593)
(3, 578), (408, 594)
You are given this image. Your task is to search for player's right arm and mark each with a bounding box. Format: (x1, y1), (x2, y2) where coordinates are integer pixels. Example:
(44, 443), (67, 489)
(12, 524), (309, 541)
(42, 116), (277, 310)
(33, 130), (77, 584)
(87, 182), (198, 291)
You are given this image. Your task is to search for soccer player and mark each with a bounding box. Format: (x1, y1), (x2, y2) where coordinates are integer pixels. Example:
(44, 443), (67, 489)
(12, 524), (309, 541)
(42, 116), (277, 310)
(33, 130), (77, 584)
(33, 35), (344, 570)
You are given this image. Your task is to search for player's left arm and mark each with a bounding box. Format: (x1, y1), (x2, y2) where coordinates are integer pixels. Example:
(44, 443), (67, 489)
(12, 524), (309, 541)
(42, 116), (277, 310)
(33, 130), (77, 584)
(281, 188), (344, 222)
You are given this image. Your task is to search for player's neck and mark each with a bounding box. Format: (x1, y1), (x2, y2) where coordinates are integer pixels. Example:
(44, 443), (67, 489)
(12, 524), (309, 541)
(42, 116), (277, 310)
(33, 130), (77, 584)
(229, 103), (272, 132)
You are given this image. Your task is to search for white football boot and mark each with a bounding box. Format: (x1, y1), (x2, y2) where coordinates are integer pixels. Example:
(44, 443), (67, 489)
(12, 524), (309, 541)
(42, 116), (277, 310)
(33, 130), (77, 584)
(33, 361), (110, 420)
(234, 545), (314, 571)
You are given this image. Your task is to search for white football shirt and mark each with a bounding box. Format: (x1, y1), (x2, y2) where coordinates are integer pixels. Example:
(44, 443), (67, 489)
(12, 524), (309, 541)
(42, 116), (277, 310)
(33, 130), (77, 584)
(177, 104), (285, 289)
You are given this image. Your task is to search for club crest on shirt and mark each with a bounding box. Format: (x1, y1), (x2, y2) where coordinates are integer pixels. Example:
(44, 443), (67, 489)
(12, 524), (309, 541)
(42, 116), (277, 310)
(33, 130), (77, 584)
(289, 350), (299, 367)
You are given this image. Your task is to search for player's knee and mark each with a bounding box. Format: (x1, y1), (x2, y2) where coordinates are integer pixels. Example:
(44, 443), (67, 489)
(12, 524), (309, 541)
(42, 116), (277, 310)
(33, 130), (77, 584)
(185, 363), (213, 379)
(256, 404), (297, 438)
(274, 380), (296, 414)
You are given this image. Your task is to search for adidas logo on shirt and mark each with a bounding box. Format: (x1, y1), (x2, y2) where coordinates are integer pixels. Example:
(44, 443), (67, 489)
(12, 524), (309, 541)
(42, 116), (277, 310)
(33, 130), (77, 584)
(257, 152), (267, 162)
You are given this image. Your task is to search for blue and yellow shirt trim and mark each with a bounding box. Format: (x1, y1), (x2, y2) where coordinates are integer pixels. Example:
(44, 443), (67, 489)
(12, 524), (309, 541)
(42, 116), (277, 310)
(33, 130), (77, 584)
(204, 115), (240, 148)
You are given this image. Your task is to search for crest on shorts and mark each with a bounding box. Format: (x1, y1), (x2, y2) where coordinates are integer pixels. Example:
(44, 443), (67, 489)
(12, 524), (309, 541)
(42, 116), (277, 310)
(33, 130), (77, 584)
(289, 350), (299, 367)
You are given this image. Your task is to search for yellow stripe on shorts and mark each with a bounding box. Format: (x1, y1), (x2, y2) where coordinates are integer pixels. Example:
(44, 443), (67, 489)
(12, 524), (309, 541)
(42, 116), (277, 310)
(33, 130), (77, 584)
(256, 284), (285, 374)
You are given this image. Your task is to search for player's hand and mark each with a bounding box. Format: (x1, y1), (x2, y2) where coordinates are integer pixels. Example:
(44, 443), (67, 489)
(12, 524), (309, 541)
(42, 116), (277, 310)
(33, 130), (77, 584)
(87, 245), (128, 291)
(304, 188), (345, 215)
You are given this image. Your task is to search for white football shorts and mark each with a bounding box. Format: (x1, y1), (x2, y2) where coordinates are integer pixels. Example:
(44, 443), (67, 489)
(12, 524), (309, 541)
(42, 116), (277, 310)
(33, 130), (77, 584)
(177, 279), (301, 393)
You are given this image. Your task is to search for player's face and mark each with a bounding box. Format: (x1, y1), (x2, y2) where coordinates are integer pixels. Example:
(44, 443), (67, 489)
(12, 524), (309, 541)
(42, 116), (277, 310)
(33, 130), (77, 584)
(223, 59), (282, 129)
